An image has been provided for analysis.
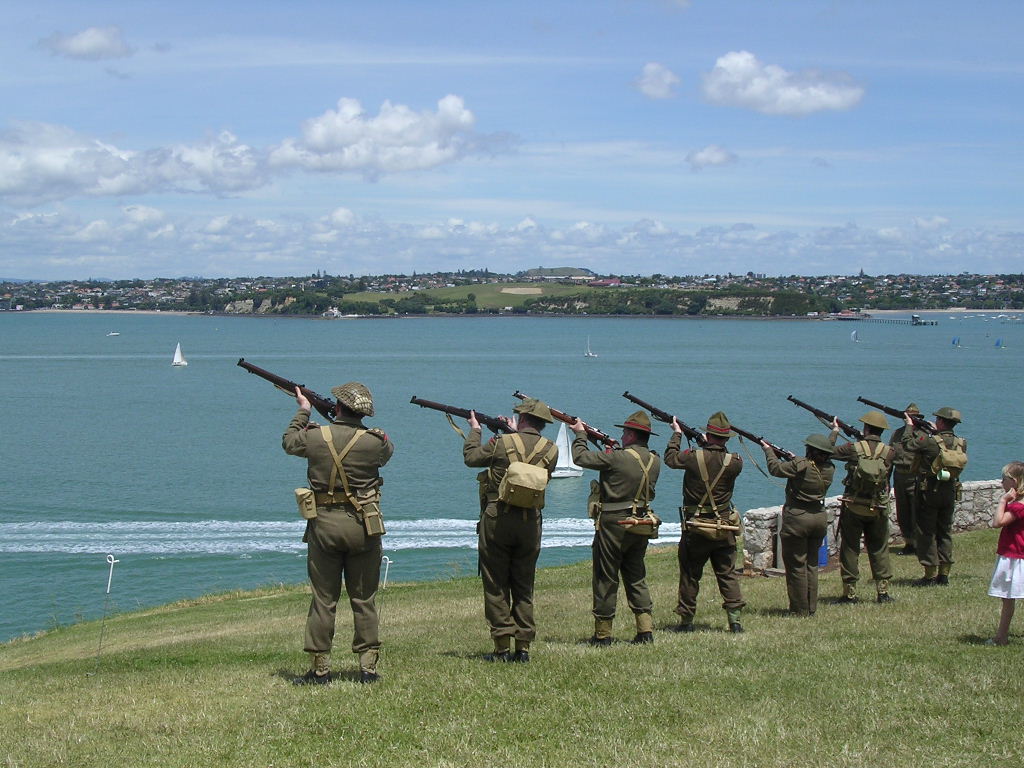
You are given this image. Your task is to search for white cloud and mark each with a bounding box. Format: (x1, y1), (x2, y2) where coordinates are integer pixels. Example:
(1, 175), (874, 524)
(1, 207), (1021, 279)
(40, 26), (134, 61)
(328, 207), (356, 226)
(702, 51), (864, 116)
(0, 95), (493, 205)
(268, 95), (479, 178)
(686, 144), (736, 171)
(123, 205), (165, 225)
(914, 215), (949, 231)
(636, 62), (680, 99)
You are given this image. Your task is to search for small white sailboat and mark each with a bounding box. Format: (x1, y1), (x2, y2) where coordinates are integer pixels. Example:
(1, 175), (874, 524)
(171, 342), (188, 367)
(106, 331), (120, 337)
(850, 330), (859, 343)
(584, 336), (598, 358)
(551, 422), (583, 478)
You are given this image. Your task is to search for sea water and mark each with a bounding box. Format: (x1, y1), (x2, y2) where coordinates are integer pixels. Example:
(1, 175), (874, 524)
(1, 310), (1019, 641)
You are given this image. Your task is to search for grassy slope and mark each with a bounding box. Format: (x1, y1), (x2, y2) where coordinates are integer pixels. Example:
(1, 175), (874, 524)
(2, 531), (1021, 768)
(345, 282), (595, 310)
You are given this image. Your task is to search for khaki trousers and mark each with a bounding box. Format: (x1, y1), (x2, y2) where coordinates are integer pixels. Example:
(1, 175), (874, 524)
(780, 507), (827, 615)
(676, 532), (745, 619)
(478, 504), (542, 643)
(915, 481), (957, 569)
(303, 506), (381, 655)
(838, 505), (892, 586)
(892, 471), (917, 544)
(592, 514), (652, 620)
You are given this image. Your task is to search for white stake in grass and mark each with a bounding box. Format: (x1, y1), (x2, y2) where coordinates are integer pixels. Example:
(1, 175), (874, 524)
(88, 554), (119, 677)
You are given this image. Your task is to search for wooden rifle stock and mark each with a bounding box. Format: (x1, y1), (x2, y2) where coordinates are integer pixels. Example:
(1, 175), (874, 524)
(856, 396), (937, 434)
(512, 390), (618, 449)
(237, 358), (336, 421)
(621, 391), (708, 446)
(409, 396), (515, 434)
(787, 395), (863, 440)
(729, 424), (797, 460)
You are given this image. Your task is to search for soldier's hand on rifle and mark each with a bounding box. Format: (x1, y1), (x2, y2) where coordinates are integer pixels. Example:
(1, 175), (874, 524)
(671, 417), (683, 435)
(903, 412), (915, 428)
(569, 417), (587, 435)
(294, 387), (312, 413)
(830, 417), (840, 434)
(759, 439), (770, 450)
(499, 415), (516, 431)
(468, 410), (480, 430)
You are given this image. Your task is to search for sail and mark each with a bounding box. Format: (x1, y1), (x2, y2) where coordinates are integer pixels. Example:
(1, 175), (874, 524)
(171, 342), (188, 367)
(584, 336), (598, 357)
(551, 422), (583, 478)
(850, 330), (858, 342)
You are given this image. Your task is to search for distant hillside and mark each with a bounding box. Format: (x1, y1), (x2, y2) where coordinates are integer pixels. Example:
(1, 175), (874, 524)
(519, 267), (596, 278)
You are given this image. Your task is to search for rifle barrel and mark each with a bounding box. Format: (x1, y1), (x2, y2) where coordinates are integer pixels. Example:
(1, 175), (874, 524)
(409, 396), (515, 434)
(622, 391), (707, 446)
(730, 424), (796, 460)
(513, 390), (617, 448)
(856, 396), (937, 434)
(787, 394), (863, 440)
(237, 358), (336, 421)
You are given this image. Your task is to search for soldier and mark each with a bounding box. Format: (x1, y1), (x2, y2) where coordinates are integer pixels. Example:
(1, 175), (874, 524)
(761, 434), (836, 617)
(463, 398), (558, 662)
(902, 407), (968, 586)
(829, 411), (895, 604)
(664, 411), (745, 633)
(889, 403), (922, 555)
(283, 382), (394, 685)
(569, 410), (662, 646)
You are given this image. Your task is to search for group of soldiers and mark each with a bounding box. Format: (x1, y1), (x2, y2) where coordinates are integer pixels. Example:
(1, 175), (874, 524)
(279, 382), (966, 684)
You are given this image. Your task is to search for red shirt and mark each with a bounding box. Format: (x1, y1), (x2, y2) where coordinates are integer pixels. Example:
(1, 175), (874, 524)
(997, 501), (1024, 559)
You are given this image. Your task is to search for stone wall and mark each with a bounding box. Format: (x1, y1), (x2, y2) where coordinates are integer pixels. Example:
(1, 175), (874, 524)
(742, 479), (1002, 571)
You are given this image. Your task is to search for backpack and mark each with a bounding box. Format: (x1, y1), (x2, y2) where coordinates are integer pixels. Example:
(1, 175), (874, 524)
(497, 433), (557, 509)
(844, 440), (889, 503)
(930, 434), (967, 481)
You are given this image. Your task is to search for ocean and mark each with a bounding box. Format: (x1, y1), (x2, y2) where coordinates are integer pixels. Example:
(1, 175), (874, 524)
(1, 310), (1019, 641)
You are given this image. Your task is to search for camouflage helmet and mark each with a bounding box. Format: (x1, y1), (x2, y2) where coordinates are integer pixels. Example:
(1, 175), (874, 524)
(804, 434), (834, 454)
(513, 397), (553, 423)
(706, 411), (732, 438)
(933, 406), (962, 425)
(615, 410), (659, 436)
(858, 410), (889, 430)
(904, 402), (920, 415)
(331, 382), (374, 417)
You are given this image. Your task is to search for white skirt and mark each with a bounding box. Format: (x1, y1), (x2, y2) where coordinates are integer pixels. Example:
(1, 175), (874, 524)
(988, 556), (1024, 599)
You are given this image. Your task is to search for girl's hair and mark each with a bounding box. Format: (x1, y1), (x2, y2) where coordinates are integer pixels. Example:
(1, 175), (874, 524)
(1001, 462), (1024, 493)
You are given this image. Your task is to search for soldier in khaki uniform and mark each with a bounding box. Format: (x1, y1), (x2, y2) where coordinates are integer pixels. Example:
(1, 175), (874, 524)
(463, 398), (558, 663)
(829, 411), (895, 604)
(889, 403), (921, 555)
(761, 434), (836, 616)
(283, 382), (394, 685)
(663, 411), (745, 633)
(902, 407), (968, 586)
(570, 410), (662, 645)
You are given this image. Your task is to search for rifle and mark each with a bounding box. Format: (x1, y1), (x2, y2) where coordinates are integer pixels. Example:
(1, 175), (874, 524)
(787, 395), (864, 440)
(856, 396), (937, 435)
(729, 423), (797, 461)
(237, 358), (336, 421)
(621, 391), (708, 446)
(512, 390), (618, 449)
(409, 396), (515, 434)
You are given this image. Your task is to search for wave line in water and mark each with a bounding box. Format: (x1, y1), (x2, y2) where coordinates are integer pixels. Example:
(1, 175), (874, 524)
(0, 518), (683, 554)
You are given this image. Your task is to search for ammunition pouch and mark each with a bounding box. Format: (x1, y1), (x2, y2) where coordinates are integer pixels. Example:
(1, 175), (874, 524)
(295, 487), (318, 520)
(616, 508), (661, 538)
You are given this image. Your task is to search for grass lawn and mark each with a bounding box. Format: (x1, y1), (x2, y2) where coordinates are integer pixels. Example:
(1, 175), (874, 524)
(1, 530), (1021, 767)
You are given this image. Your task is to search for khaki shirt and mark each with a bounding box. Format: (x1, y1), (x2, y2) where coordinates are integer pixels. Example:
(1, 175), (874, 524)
(901, 428), (966, 468)
(664, 436), (742, 510)
(571, 437), (660, 509)
(463, 427), (557, 502)
(889, 424), (917, 474)
(283, 410), (394, 494)
(763, 446), (835, 508)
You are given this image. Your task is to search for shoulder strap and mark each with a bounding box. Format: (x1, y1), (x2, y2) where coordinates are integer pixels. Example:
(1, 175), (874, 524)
(695, 449), (732, 513)
(320, 425), (368, 510)
(625, 447), (656, 506)
(508, 433), (554, 465)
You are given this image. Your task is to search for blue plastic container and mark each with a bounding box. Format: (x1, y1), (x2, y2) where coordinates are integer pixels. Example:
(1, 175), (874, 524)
(818, 534), (829, 567)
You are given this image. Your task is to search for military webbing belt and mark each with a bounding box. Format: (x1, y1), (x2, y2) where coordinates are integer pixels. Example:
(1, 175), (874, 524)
(695, 449), (732, 515)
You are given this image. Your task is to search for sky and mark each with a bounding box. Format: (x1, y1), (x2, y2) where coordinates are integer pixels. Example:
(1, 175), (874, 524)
(1, 0), (1022, 280)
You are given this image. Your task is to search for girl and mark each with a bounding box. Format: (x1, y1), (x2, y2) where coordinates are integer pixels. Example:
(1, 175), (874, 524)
(987, 461), (1024, 645)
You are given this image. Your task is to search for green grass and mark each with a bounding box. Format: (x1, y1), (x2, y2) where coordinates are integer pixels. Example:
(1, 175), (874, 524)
(345, 281), (596, 310)
(2, 531), (1021, 767)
